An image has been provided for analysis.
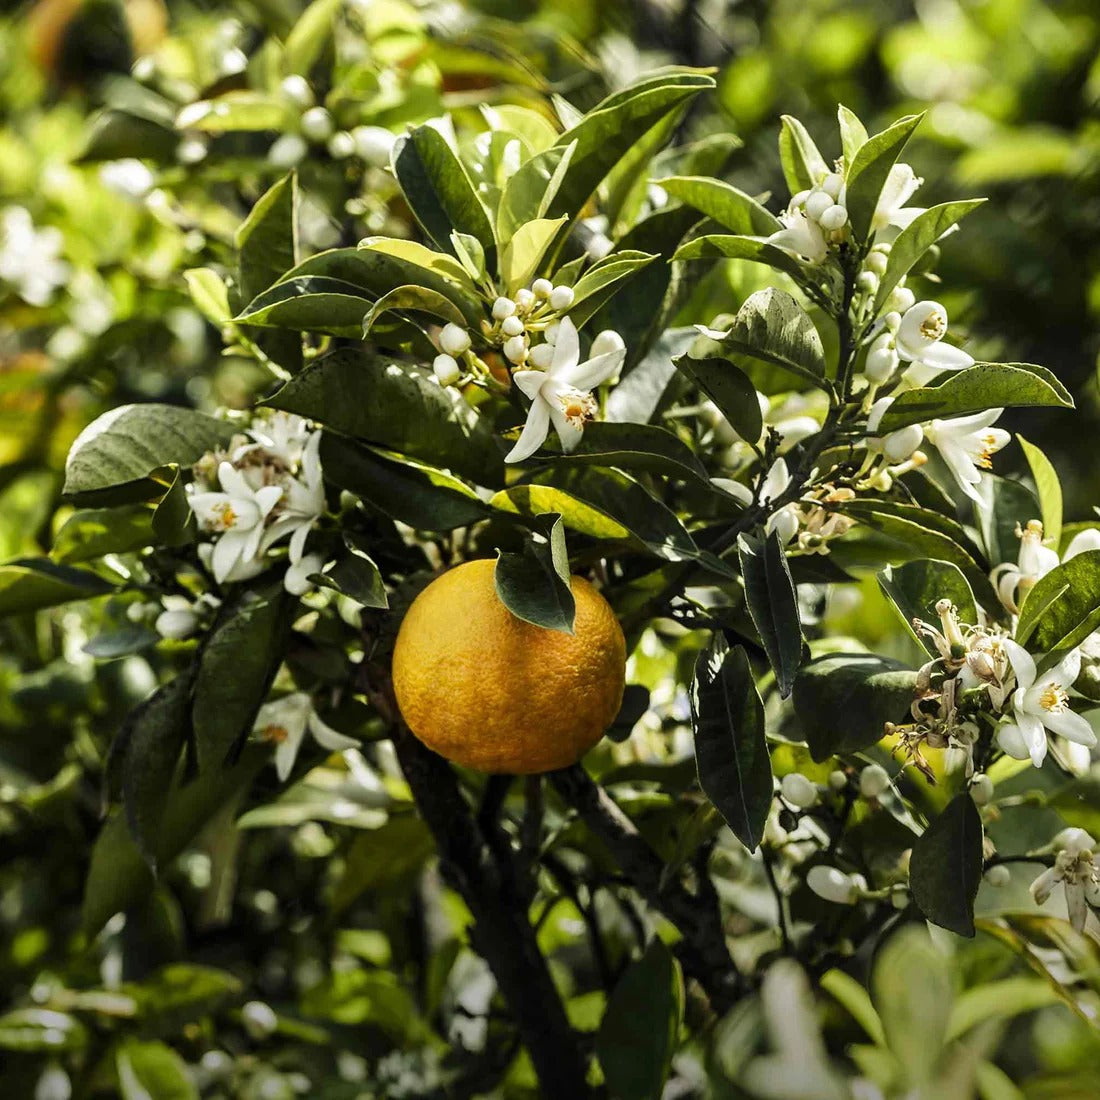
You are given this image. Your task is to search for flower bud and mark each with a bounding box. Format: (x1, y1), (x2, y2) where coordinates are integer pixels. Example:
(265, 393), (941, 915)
(970, 774), (994, 805)
(156, 608), (199, 640)
(883, 310), (902, 332)
(501, 315), (525, 337)
(279, 75), (314, 108)
(284, 553), (324, 597)
(859, 764), (890, 800)
(865, 251), (888, 275)
(807, 865), (863, 905)
(177, 136), (209, 165)
(351, 125), (396, 166)
(432, 353), (461, 386)
(327, 131), (355, 159)
(549, 285), (574, 311)
(35, 1064), (71, 1100)
(532, 278), (553, 299)
(300, 107), (334, 143)
(882, 424), (923, 463)
(515, 288), (535, 310)
(492, 297), (516, 320)
(528, 343), (554, 369)
(887, 285), (915, 313)
(828, 769), (848, 792)
(857, 271), (879, 294)
(590, 329), (626, 358)
(439, 323), (470, 356)
(865, 345), (898, 383)
(822, 173), (844, 199)
(780, 772), (818, 809)
(241, 1000), (278, 1040)
(984, 865), (1011, 888)
(268, 134), (307, 169)
(503, 335), (528, 364)
(819, 204), (848, 231)
(805, 190), (833, 221)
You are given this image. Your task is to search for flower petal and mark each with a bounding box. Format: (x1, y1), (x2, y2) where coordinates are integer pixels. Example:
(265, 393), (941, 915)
(558, 348), (625, 391)
(512, 369), (548, 401)
(211, 530), (247, 583)
(997, 722), (1031, 760)
(1002, 639), (1037, 691)
(915, 342), (974, 371)
(309, 713), (360, 753)
(1041, 706), (1096, 747)
(546, 400), (585, 453)
(1065, 529), (1100, 560)
(504, 399), (551, 464)
(549, 317), (580, 377)
(1017, 709), (1048, 767)
(275, 722), (308, 781)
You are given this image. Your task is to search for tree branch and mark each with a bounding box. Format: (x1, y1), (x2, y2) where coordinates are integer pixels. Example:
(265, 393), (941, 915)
(394, 733), (592, 1100)
(549, 765), (743, 1014)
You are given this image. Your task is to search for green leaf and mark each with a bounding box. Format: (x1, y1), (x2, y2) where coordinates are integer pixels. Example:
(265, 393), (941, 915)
(120, 675), (193, 868)
(738, 530), (802, 698)
(673, 234), (820, 292)
(393, 125), (496, 263)
(844, 113), (924, 242)
(313, 534), (388, 608)
(565, 250), (658, 329)
(597, 941), (684, 1100)
(364, 284), (467, 331)
(909, 792), (983, 937)
(820, 969), (885, 1045)
(546, 71), (715, 224)
(690, 637), (771, 851)
(874, 200), (985, 310)
(152, 468), (196, 548)
(946, 977), (1061, 1041)
(236, 276), (370, 336)
(497, 142), (576, 243)
(1017, 435), (1062, 548)
(0, 558), (115, 617)
(1016, 549), (1100, 663)
(77, 109), (177, 164)
(977, 475), (1040, 566)
(84, 624), (159, 659)
(51, 505), (154, 563)
(178, 93), (292, 133)
(332, 815), (435, 915)
(451, 231), (486, 281)
(117, 1038), (199, 1100)
(183, 267), (232, 326)
(283, 0), (342, 75)
(837, 105), (868, 163)
(0, 1009), (88, 1052)
(63, 404), (236, 503)
(319, 433), (487, 530)
(237, 172), (297, 302)
(659, 176), (780, 235)
(538, 421), (711, 485)
(778, 115), (829, 194)
(673, 355), (762, 446)
(192, 587), (290, 774)
(495, 515), (575, 633)
(875, 362), (1073, 432)
(499, 216), (567, 291)
(793, 654), (917, 760)
(265, 350), (505, 485)
(878, 560), (977, 657)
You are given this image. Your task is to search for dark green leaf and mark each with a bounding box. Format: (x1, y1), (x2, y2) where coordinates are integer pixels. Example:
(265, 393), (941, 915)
(0, 558), (115, 617)
(844, 114), (924, 242)
(237, 172), (297, 303)
(236, 276), (370, 336)
(539, 421), (710, 484)
(77, 109), (177, 164)
(192, 587), (290, 774)
(673, 354), (763, 445)
(597, 941), (684, 1100)
(738, 530), (802, 698)
(314, 534), (388, 608)
(84, 624), (159, 658)
(721, 288), (826, 384)
(495, 515), (575, 633)
(875, 363), (1073, 432)
(496, 142), (575, 242)
(659, 176), (780, 235)
(63, 404), (235, 502)
(364, 284), (467, 331)
(1017, 435), (1062, 548)
(1016, 550), (1100, 663)
(673, 234), (819, 290)
(691, 637), (771, 851)
(910, 793), (983, 937)
(566, 251), (657, 329)
(793, 654), (917, 760)
(51, 505), (154, 564)
(977, 476), (1039, 566)
(332, 815), (435, 915)
(879, 560), (977, 656)
(283, 0), (341, 75)
(151, 468), (194, 548)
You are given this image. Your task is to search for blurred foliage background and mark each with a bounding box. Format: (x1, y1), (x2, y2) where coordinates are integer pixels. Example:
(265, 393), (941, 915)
(2, 0), (1100, 1097)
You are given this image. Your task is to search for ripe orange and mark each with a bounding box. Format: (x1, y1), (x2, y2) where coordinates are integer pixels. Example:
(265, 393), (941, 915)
(392, 559), (626, 773)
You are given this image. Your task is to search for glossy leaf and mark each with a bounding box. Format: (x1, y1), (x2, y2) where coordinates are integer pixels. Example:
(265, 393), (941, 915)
(673, 354), (763, 446)
(879, 560), (977, 656)
(977, 475), (1040, 566)
(778, 115), (829, 194)
(597, 941), (684, 1100)
(844, 113), (923, 242)
(674, 233), (818, 290)
(738, 530), (802, 698)
(691, 637), (772, 851)
(50, 505), (154, 564)
(236, 276), (371, 336)
(793, 654), (917, 760)
(495, 514), (575, 633)
(659, 176), (780, 235)
(566, 250), (657, 328)
(874, 362), (1073, 432)
(496, 142), (576, 242)
(909, 792), (983, 937)
(364, 284), (467, 331)
(1017, 435), (1062, 548)
(313, 534), (388, 608)
(499, 216), (567, 291)
(837, 105), (868, 163)
(1016, 549), (1100, 663)
(539, 421), (710, 485)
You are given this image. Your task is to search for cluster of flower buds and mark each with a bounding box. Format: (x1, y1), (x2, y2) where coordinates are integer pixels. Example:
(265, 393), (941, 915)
(767, 171), (848, 262)
(488, 279), (577, 366)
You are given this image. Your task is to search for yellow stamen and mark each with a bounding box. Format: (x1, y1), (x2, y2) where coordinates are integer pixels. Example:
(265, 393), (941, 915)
(261, 724), (289, 744)
(559, 388), (597, 430)
(1039, 683), (1069, 713)
(920, 310), (946, 340)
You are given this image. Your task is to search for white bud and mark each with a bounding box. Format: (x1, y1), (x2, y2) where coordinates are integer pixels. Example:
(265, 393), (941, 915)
(859, 764), (890, 800)
(828, 769), (848, 792)
(126, 601), (149, 623)
(300, 107), (334, 142)
(532, 278), (553, 299)
(432, 353), (461, 386)
(492, 297), (516, 320)
(549, 285), (574, 311)
(780, 772), (818, 809)
(155, 608), (199, 640)
(819, 204), (848, 231)
(887, 285), (915, 313)
(352, 125), (396, 166)
(279, 75), (314, 109)
(865, 251), (888, 275)
(807, 865), (863, 905)
(528, 343), (554, 369)
(821, 172), (844, 199)
(857, 271), (879, 294)
(327, 131), (355, 159)
(514, 288), (535, 310)
(590, 329), (626, 358)
(984, 865), (1011, 888)
(268, 134), (307, 168)
(882, 424), (923, 463)
(241, 1000), (278, 1040)
(970, 774), (994, 805)
(805, 190), (833, 221)
(503, 335), (528, 364)
(35, 1065), (71, 1100)
(284, 553), (324, 597)
(439, 323), (471, 356)
(864, 346), (898, 383)
(883, 310), (902, 332)
(501, 315), (525, 337)
(176, 136), (208, 165)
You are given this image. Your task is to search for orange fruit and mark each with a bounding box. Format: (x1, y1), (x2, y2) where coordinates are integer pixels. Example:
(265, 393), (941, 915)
(392, 559), (626, 773)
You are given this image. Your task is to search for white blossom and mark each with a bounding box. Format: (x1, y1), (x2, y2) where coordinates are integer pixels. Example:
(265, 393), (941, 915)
(1030, 828), (1100, 932)
(254, 692), (359, 781)
(260, 430), (326, 563)
(990, 519), (1060, 614)
(924, 409), (1009, 503)
(895, 301), (974, 385)
(807, 865), (866, 905)
(0, 207), (70, 306)
(871, 163), (924, 233)
(767, 208), (827, 263)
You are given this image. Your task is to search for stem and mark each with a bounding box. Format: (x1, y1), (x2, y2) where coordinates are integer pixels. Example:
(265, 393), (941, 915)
(550, 765), (743, 1014)
(761, 850), (791, 953)
(395, 733), (592, 1100)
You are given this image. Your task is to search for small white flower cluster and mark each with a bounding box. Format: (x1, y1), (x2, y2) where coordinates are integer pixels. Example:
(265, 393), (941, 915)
(0, 207), (70, 307)
(186, 411), (325, 591)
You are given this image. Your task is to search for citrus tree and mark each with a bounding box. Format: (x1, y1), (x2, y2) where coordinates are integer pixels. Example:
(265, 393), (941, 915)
(4, 2), (1100, 1098)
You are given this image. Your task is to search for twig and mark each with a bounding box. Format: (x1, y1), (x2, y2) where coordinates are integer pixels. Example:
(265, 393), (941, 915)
(761, 850), (791, 953)
(550, 764), (743, 1014)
